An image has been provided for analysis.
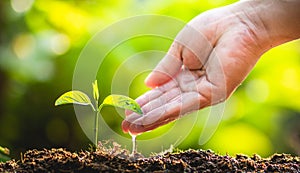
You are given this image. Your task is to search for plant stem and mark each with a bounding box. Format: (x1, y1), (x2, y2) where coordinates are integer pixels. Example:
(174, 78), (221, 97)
(94, 104), (103, 147)
(94, 110), (99, 146)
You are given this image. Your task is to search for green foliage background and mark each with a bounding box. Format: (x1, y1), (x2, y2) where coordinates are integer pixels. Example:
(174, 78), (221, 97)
(0, 0), (299, 159)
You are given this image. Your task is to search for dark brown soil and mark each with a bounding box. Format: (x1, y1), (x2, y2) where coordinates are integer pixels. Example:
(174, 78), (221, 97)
(0, 142), (299, 172)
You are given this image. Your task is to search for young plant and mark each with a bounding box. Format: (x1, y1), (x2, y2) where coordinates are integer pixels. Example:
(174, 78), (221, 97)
(55, 80), (143, 154)
(0, 146), (10, 162)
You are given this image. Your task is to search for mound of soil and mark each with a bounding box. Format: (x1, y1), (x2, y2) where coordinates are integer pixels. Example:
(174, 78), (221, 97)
(0, 143), (299, 172)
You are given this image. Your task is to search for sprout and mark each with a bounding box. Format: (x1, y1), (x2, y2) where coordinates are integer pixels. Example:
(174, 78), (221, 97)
(0, 146), (9, 156)
(0, 146), (10, 162)
(55, 80), (143, 154)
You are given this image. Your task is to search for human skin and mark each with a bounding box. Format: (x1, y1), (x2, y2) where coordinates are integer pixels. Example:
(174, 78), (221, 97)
(122, 0), (300, 135)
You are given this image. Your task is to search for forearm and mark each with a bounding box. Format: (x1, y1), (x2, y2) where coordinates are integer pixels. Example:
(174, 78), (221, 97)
(259, 1), (300, 43)
(237, 0), (300, 52)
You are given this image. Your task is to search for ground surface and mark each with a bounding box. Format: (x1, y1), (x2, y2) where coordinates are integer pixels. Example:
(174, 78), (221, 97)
(0, 143), (299, 172)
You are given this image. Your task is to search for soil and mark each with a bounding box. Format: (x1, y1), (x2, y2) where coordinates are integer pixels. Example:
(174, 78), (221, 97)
(0, 142), (299, 173)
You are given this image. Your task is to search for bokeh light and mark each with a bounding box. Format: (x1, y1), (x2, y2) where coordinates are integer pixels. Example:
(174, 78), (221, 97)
(12, 33), (35, 60)
(11, 0), (34, 13)
(50, 33), (70, 55)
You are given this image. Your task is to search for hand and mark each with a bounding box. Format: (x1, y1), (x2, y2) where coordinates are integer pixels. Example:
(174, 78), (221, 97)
(122, 0), (300, 135)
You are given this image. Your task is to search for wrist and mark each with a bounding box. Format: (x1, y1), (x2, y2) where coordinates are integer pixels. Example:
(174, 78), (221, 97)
(236, 0), (300, 53)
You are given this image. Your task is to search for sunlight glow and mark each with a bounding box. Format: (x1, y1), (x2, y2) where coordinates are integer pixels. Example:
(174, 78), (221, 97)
(50, 33), (70, 55)
(11, 0), (34, 13)
(12, 33), (36, 59)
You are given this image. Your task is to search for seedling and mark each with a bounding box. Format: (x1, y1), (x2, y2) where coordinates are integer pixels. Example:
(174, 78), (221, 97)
(0, 146), (10, 162)
(55, 80), (143, 154)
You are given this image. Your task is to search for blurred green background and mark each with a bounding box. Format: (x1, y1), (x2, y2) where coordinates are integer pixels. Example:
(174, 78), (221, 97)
(0, 0), (300, 159)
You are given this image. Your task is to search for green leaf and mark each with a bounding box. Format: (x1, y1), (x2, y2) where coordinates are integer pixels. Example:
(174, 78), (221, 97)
(0, 146), (10, 162)
(0, 153), (10, 162)
(101, 95), (143, 115)
(0, 146), (9, 155)
(92, 80), (99, 102)
(55, 90), (92, 106)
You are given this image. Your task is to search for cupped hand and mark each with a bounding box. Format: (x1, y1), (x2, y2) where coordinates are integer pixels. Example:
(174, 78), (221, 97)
(122, 1), (271, 135)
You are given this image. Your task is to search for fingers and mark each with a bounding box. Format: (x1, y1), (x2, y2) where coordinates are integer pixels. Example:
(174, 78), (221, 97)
(122, 90), (182, 134)
(142, 87), (181, 114)
(138, 79), (178, 106)
(122, 92), (201, 134)
(124, 87), (180, 117)
(123, 68), (209, 134)
(124, 89), (163, 116)
(145, 43), (183, 88)
(122, 113), (141, 133)
(124, 79), (178, 116)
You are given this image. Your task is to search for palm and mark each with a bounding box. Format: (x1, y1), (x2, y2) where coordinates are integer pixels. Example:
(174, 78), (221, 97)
(122, 5), (264, 135)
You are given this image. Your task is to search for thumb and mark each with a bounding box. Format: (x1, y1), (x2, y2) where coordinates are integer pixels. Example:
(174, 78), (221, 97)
(145, 43), (183, 88)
